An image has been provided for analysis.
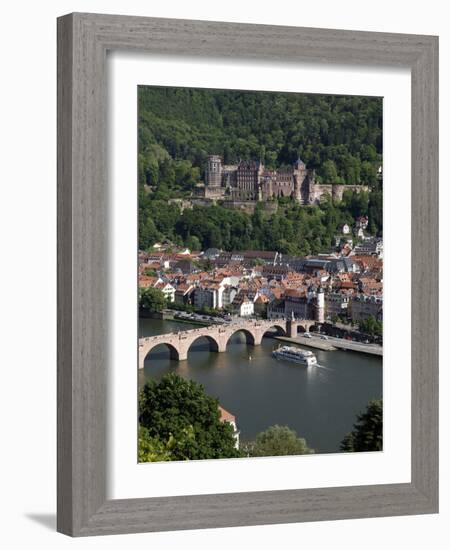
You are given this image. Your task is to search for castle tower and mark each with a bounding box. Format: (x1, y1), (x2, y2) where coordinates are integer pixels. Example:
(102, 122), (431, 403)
(205, 155), (222, 188)
(293, 174), (301, 203)
(293, 158), (308, 204)
(293, 157), (306, 178)
(315, 287), (325, 324)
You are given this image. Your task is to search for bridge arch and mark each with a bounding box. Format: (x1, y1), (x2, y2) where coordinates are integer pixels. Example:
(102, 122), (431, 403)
(187, 334), (220, 354)
(226, 328), (256, 347)
(295, 321), (318, 334)
(262, 324), (287, 337)
(141, 341), (180, 365)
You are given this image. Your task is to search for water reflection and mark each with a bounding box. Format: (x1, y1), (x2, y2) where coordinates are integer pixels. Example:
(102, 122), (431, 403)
(139, 318), (382, 453)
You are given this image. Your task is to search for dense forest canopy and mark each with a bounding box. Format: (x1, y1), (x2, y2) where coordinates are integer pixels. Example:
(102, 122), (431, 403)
(139, 87), (382, 189)
(138, 87), (383, 253)
(139, 190), (382, 255)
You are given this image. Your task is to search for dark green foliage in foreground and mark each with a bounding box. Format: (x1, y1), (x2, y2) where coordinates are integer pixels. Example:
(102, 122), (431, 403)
(139, 286), (167, 312)
(139, 373), (241, 461)
(243, 425), (314, 457)
(340, 399), (383, 452)
(139, 425), (195, 462)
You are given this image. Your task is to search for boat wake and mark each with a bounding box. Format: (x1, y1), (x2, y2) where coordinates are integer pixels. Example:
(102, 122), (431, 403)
(314, 363), (332, 371)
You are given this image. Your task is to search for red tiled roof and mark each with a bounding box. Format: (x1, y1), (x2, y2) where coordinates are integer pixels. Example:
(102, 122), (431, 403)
(284, 288), (307, 298)
(218, 406), (236, 424)
(338, 281), (357, 289)
(138, 276), (158, 288)
(271, 288), (284, 299)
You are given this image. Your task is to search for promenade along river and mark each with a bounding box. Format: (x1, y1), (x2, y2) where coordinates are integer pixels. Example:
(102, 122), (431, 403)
(139, 318), (382, 454)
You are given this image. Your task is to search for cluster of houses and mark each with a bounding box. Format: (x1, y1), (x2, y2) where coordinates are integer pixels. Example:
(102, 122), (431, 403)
(333, 217), (383, 258)
(139, 224), (383, 325)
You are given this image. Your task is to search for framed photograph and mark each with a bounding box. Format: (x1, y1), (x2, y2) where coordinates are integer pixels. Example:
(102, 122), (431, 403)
(57, 13), (438, 536)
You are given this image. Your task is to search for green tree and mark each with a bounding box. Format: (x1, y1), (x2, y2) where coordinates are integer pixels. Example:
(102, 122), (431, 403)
(139, 214), (160, 250)
(245, 425), (314, 457)
(360, 160), (378, 185)
(321, 159), (338, 182)
(359, 315), (382, 337)
(139, 287), (167, 312)
(142, 268), (158, 277)
(139, 425), (195, 462)
(185, 234), (202, 251)
(368, 189), (383, 236)
(340, 399), (383, 452)
(194, 257), (213, 272)
(139, 373), (241, 460)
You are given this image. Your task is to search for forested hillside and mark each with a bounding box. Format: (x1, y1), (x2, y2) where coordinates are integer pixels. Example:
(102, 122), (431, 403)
(138, 86), (382, 193)
(138, 86), (383, 254)
(139, 190), (382, 255)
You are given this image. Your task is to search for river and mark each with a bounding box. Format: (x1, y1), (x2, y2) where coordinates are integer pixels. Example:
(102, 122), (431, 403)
(139, 317), (382, 454)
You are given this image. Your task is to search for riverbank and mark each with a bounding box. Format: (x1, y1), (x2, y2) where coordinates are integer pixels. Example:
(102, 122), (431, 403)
(140, 309), (211, 326)
(276, 334), (382, 356)
(169, 316), (209, 326)
(327, 337), (382, 356)
(275, 336), (336, 351)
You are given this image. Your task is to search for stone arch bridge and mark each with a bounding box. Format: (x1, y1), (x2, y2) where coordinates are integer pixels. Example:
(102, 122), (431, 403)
(139, 318), (317, 369)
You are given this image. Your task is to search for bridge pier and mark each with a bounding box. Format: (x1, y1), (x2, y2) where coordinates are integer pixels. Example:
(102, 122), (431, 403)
(218, 340), (228, 353)
(286, 319), (298, 338)
(253, 333), (263, 346)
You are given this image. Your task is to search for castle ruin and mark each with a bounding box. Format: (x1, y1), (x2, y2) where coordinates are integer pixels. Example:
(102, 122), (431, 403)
(195, 155), (368, 207)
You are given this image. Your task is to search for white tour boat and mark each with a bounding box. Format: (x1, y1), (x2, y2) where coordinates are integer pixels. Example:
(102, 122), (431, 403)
(272, 345), (318, 366)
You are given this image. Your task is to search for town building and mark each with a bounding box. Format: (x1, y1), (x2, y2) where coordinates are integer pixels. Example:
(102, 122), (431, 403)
(350, 294), (383, 322)
(174, 284), (195, 306)
(154, 281), (176, 302)
(231, 293), (254, 317)
(325, 292), (350, 320)
(254, 294), (269, 317)
(352, 237), (383, 258)
(219, 406), (240, 449)
(274, 287), (325, 322)
(284, 290), (309, 319)
(203, 248), (221, 261)
(138, 275), (160, 289)
(356, 216), (369, 230)
(314, 287), (325, 323)
(193, 285), (220, 310)
(262, 264), (290, 280)
(222, 285), (238, 309)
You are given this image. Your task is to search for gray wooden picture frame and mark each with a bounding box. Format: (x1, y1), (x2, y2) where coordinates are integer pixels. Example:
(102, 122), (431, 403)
(57, 12), (439, 537)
